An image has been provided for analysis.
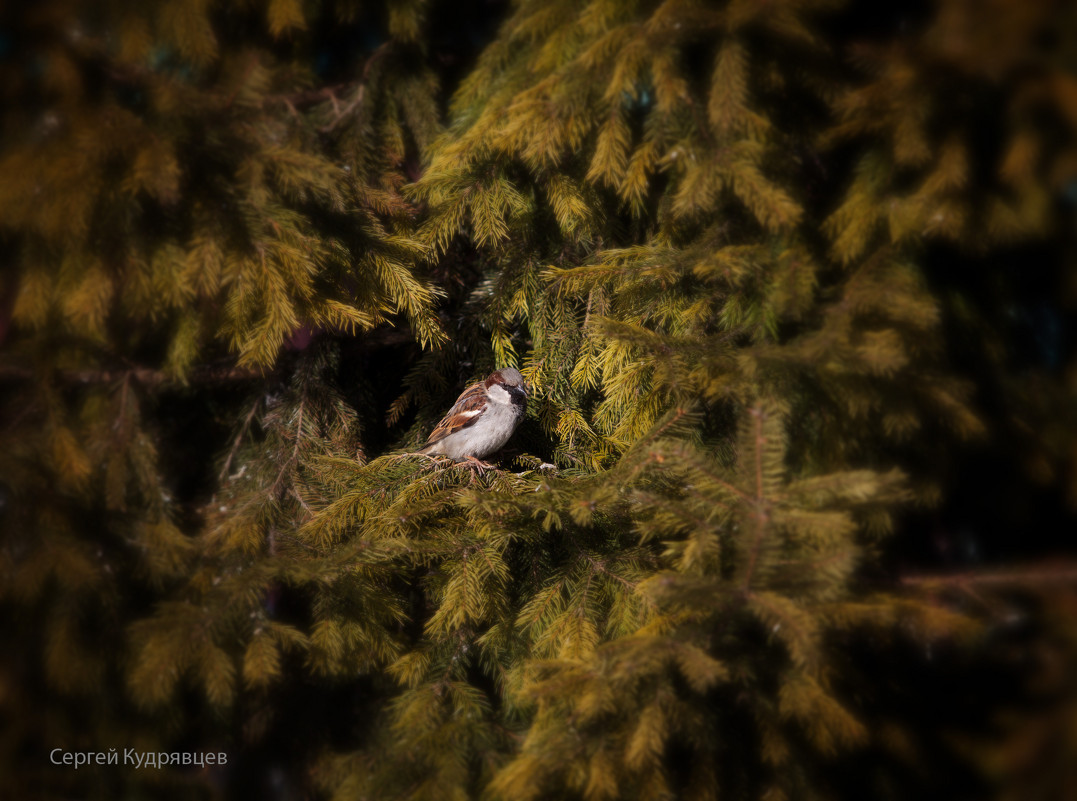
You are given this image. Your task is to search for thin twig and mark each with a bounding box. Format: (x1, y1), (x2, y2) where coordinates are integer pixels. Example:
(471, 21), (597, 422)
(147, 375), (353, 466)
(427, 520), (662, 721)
(270, 83), (350, 109)
(219, 397), (263, 482)
(274, 396), (306, 493)
(320, 85), (366, 133)
(319, 43), (392, 133)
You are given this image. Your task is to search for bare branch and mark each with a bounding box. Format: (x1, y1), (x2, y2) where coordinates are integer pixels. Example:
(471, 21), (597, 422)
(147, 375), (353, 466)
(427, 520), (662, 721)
(0, 364), (263, 386)
(220, 397), (264, 483)
(319, 43), (393, 133)
(902, 562), (1077, 590)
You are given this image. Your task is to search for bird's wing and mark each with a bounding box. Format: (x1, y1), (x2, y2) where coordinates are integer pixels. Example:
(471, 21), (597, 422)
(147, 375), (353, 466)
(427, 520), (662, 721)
(421, 381), (488, 448)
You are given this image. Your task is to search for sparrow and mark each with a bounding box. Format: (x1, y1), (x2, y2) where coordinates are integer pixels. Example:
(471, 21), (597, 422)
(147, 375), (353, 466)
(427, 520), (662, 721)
(419, 367), (528, 465)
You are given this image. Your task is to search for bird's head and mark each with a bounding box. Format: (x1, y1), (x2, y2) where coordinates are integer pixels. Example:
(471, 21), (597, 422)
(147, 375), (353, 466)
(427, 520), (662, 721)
(486, 367), (529, 402)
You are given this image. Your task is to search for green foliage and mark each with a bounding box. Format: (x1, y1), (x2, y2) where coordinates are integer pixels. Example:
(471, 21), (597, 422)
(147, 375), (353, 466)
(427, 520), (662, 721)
(1, 0), (1075, 800)
(2, 0), (444, 374)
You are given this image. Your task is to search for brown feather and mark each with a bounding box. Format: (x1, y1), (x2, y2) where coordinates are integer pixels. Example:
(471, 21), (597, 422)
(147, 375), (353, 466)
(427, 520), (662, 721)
(419, 380), (488, 452)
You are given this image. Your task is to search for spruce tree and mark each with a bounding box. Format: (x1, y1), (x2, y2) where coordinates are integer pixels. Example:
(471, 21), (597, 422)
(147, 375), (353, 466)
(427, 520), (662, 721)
(1, 1), (1075, 800)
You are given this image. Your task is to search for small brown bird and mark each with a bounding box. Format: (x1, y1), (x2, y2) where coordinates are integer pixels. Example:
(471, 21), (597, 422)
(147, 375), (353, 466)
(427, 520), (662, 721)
(419, 367), (528, 465)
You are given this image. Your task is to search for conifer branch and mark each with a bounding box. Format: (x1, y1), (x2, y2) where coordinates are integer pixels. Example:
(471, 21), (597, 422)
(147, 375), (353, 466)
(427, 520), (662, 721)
(520, 578), (566, 630)
(571, 540), (640, 591)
